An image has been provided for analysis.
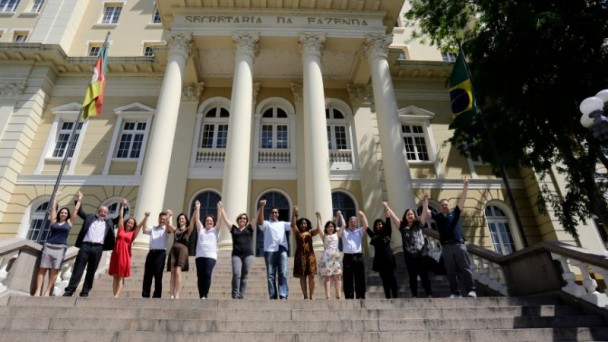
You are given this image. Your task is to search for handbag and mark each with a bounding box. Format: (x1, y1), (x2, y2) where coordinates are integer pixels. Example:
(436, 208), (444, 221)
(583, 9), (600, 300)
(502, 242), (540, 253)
(419, 243), (430, 257)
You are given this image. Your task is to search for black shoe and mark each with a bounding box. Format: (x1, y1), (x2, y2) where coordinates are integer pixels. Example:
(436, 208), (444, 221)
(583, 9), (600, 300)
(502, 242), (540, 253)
(62, 292), (73, 297)
(79, 293), (89, 298)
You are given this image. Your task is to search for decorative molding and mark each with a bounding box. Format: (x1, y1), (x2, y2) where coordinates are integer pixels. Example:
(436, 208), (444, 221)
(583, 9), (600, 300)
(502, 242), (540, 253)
(290, 83), (303, 103)
(298, 32), (326, 57)
(347, 83), (373, 105)
(252, 82), (261, 107)
(182, 82), (205, 101)
(233, 32), (260, 59)
(166, 32), (193, 58)
(364, 34), (393, 60)
(0, 81), (26, 98)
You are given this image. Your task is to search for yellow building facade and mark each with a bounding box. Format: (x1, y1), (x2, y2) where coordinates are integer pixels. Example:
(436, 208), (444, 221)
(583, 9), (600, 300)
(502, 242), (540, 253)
(0, 0), (605, 255)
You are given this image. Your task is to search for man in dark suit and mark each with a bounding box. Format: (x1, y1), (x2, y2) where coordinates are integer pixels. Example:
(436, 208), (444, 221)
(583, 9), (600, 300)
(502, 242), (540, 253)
(63, 191), (116, 297)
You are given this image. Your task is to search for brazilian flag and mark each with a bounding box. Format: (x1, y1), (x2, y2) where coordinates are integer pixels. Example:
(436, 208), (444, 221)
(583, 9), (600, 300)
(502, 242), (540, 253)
(449, 50), (476, 127)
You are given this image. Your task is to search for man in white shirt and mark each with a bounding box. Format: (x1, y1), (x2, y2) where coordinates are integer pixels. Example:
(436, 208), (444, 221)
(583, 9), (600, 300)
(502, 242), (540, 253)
(141, 210), (171, 298)
(256, 200), (291, 300)
(63, 192), (117, 297)
(341, 211), (369, 299)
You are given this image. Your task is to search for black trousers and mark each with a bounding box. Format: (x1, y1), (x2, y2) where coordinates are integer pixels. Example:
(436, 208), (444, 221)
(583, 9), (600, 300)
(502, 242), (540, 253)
(64, 242), (103, 295)
(378, 269), (399, 299)
(142, 249), (166, 298)
(343, 253), (366, 299)
(404, 252), (432, 297)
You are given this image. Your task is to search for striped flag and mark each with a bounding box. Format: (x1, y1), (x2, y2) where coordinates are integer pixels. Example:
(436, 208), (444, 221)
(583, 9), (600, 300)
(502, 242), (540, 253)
(449, 49), (476, 126)
(82, 36), (109, 120)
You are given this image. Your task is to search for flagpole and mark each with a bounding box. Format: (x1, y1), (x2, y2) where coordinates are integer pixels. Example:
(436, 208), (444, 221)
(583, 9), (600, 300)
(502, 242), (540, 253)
(458, 43), (528, 247)
(40, 109), (85, 242)
(40, 32), (110, 243)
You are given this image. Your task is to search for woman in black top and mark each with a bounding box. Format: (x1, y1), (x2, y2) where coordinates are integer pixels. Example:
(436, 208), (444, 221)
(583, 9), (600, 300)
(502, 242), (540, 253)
(384, 200), (432, 298)
(218, 201), (254, 299)
(367, 214), (398, 299)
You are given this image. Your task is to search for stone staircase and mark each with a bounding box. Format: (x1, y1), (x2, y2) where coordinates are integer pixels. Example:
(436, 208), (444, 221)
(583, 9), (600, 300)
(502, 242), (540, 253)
(0, 250), (607, 341)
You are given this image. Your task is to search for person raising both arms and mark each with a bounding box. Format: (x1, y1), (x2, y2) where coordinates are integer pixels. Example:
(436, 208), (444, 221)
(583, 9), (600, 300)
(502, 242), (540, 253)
(166, 207), (196, 299)
(194, 200), (221, 299)
(384, 199), (431, 298)
(33, 191), (79, 296)
(217, 201), (254, 299)
(341, 210), (369, 299)
(108, 198), (149, 298)
(316, 211), (345, 300)
(291, 206), (319, 300)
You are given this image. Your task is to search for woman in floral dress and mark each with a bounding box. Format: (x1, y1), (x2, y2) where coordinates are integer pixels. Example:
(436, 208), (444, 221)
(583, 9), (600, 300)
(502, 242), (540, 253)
(316, 211), (345, 299)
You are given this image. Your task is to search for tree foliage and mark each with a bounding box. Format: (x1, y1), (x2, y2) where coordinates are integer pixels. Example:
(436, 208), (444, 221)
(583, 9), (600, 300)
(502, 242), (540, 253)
(405, 0), (608, 238)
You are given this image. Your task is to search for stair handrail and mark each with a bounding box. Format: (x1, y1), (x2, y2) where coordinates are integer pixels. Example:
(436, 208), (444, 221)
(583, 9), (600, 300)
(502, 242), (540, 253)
(0, 238), (98, 296)
(424, 228), (608, 310)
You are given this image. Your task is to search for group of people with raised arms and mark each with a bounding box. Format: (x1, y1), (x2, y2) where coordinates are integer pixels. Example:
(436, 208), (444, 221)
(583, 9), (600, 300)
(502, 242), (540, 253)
(35, 177), (475, 300)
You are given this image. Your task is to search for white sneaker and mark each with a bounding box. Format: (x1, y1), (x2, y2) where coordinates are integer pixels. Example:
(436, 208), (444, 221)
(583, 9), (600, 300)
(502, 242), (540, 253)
(467, 291), (477, 298)
(449, 294), (462, 298)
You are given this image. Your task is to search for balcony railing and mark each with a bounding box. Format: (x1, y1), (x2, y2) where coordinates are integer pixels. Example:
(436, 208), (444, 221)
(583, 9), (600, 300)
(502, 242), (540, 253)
(193, 148), (354, 170)
(329, 149), (353, 170)
(195, 148), (225, 167)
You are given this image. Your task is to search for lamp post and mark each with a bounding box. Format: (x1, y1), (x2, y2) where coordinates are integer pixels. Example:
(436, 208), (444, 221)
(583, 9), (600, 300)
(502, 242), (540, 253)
(579, 89), (608, 140)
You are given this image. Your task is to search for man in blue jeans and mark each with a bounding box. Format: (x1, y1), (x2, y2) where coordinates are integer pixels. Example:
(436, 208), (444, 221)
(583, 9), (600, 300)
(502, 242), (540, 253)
(256, 199), (291, 300)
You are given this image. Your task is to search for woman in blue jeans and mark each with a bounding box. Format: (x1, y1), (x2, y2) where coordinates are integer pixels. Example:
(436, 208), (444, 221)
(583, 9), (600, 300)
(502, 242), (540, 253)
(218, 201), (254, 299)
(194, 200), (222, 299)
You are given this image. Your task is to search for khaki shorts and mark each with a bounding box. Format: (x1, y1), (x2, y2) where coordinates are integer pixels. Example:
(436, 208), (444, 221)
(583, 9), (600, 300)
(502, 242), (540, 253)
(39, 243), (67, 269)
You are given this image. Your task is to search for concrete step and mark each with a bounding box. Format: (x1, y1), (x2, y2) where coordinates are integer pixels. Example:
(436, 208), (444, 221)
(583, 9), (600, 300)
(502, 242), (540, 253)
(2, 327), (608, 342)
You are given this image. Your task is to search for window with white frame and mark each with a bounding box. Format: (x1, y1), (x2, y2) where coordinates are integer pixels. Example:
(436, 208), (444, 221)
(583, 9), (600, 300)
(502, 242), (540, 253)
(260, 107), (289, 149)
(152, 6), (161, 23)
(199, 106), (230, 149)
(27, 200), (50, 244)
(13, 31), (28, 42)
(326, 107), (349, 150)
(115, 121), (147, 159)
(89, 44), (102, 57)
(485, 205), (515, 255)
(253, 98), (295, 169)
(416, 205), (439, 231)
(31, 0), (43, 12)
(401, 124), (430, 161)
(143, 45), (154, 57)
(101, 3), (122, 24)
(52, 121), (83, 159)
(0, 0), (19, 12)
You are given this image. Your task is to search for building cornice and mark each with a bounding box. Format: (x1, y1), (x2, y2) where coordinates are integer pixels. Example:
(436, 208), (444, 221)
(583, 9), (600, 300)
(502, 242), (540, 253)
(0, 43), (166, 76)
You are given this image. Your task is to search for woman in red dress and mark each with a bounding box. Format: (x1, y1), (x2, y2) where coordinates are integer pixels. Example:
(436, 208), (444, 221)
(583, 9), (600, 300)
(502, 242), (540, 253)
(108, 198), (149, 298)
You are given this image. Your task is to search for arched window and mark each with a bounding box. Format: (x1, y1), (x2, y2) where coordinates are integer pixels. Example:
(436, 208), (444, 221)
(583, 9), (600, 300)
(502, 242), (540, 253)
(256, 191), (291, 256)
(254, 99), (295, 169)
(194, 99), (231, 168)
(102, 197), (130, 222)
(485, 205), (515, 255)
(189, 190), (222, 255)
(27, 200), (51, 244)
(200, 106), (230, 149)
(331, 191), (357, 222)
(332, 191), (358, 252)
(416, 205), (439, 231)
(326, 100), (356, 170)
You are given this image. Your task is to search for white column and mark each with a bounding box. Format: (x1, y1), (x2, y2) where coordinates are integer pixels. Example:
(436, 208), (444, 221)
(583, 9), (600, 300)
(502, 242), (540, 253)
(299, 33), (333, 227)
(219, 32), (259, 250)
(364, 34), (416, 214)
(133, 33), (191, 250)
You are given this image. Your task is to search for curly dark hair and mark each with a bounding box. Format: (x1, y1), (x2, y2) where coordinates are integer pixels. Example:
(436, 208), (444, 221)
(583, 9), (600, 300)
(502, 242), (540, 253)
(296, 217), (313, 232)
